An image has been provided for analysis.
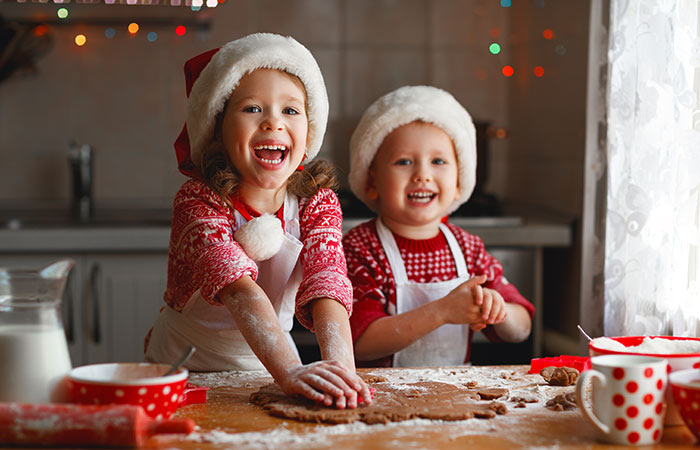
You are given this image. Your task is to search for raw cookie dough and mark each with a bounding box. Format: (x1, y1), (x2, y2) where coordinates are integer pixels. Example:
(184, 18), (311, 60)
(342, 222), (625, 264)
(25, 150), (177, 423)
(545, 391), (577, 411)
(250, 381), (507, 425)
(540, 366), (580, 386)
(470, 387), (509, 400)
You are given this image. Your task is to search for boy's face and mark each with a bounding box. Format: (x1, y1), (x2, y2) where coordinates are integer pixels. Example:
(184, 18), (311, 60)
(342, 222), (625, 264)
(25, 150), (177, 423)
(221, 69), (308, 192)
(368, 122), (460, 237)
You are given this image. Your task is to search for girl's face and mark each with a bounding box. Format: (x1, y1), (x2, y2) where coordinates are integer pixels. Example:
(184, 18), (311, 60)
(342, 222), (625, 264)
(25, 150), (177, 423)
(221, 68), (308, 193)
(368, 122), (460, 238)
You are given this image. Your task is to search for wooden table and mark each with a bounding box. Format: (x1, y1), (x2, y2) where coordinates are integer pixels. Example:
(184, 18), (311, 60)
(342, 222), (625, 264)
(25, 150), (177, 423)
(152, 366), (696, 449)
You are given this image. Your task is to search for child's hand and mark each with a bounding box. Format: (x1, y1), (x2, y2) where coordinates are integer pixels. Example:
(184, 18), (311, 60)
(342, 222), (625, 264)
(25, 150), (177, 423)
(279, 360), (371, 409)
(441, 274), (487, 325)
(479, 288), (507, 325)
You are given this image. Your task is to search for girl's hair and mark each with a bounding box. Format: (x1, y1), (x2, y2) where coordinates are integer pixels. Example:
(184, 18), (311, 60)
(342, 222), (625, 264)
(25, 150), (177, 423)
(197, 109), (338, 209)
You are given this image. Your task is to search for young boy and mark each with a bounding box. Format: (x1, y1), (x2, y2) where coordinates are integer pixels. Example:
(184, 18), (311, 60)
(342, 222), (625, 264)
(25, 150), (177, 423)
(344, 86), (534, 367)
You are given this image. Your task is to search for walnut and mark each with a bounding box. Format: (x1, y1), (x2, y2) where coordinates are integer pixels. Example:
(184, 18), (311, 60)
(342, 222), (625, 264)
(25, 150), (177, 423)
(540, 366), (580, 386)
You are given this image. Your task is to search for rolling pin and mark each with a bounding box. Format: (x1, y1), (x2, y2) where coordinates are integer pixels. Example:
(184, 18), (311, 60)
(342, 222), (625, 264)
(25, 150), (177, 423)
(0, 403), (195, 447)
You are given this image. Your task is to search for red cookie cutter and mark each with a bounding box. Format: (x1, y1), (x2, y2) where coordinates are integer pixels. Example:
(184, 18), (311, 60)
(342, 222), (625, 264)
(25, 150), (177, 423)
(179, 383), (209, 406)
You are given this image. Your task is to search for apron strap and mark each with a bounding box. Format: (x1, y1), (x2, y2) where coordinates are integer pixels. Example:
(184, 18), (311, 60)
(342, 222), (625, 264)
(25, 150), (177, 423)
(439, 222), (469, 278)
(376, 219), (409, 283)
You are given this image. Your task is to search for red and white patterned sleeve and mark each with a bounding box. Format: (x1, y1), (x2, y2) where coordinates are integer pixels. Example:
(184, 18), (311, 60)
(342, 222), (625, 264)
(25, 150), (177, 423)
(166, 180), (258, 309)
(295, 189), (353, 331)
(343, 220), (392, 342)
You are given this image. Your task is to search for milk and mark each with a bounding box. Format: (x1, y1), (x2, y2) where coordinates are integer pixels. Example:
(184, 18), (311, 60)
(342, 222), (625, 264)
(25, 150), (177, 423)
(0, 324), (72, 402)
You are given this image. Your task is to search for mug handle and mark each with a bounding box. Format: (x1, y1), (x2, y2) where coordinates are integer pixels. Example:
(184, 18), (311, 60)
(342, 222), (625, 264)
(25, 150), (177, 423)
(575, 369), (610, 435)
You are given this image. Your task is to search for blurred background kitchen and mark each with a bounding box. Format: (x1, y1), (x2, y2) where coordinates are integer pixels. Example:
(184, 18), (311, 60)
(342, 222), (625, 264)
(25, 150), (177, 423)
(0, 0), (591, 365)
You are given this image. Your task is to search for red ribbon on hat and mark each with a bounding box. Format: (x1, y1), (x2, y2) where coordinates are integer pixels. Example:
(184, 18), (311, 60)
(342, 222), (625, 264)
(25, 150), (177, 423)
(174, 48), (220, 179)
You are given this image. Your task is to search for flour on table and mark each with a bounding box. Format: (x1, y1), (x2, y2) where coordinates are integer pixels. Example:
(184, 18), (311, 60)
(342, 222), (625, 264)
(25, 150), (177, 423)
(592, 336), (700, 354)
(185, 366), (575, 450)
(187, 417), (503, 450)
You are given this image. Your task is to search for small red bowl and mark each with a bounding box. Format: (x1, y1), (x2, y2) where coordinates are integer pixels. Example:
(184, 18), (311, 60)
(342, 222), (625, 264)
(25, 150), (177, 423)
(670, 369), (700, 439)
(67, 363), (188, 420)
(589, 335), (700, 426)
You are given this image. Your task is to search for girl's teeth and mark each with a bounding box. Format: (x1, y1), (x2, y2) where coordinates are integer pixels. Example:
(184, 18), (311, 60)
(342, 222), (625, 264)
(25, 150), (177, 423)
(259, 158), (282, 164)
(253, 144), (287, 151)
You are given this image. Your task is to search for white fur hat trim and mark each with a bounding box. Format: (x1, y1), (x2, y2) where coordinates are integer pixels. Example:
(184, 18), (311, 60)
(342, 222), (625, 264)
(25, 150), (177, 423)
(186, 33), (329, 168)
(348, 85), (476, 215)
(234, 214), (285, 261)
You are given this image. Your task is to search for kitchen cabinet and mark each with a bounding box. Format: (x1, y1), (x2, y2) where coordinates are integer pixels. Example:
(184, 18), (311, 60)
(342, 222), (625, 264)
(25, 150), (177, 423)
(0, 253), (167, 367)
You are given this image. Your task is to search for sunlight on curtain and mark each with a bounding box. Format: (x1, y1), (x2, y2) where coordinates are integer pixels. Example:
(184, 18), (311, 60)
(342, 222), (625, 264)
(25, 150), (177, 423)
(605, 0), (700, 337)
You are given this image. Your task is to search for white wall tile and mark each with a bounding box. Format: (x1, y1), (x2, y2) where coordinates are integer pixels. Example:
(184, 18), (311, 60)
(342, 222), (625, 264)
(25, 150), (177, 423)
(345, 0), (427, 45)
(344, 48), (428, 117)
(254, 0), (342, 45)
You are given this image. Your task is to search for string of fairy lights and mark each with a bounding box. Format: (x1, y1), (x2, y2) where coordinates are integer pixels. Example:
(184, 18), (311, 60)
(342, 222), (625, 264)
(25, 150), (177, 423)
(25, 2), (217, 47)
(27, 0), (565, 79)
(491, 0), (563, 79)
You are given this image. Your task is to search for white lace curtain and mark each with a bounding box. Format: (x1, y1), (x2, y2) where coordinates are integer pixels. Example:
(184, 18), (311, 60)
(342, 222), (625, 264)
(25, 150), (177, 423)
(603, 0), (700, 337)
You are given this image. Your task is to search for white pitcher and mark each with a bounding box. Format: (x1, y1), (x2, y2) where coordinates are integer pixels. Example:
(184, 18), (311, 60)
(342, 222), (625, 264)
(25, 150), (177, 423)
(0, 259), (75, 402)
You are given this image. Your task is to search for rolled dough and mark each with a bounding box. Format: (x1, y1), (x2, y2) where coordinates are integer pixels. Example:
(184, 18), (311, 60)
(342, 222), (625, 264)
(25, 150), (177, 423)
(249, 380), (508, 424)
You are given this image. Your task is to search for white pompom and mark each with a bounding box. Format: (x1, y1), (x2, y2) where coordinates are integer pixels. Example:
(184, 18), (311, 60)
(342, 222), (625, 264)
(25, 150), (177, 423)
(234, 214), (284, 261)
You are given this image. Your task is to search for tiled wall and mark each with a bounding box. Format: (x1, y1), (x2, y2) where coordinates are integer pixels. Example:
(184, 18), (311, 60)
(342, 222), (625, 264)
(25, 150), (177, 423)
(0, 0), (586, 219)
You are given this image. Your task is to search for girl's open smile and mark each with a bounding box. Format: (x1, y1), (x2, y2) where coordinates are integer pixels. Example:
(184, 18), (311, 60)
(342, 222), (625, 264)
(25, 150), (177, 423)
(252, 142), (290, 167)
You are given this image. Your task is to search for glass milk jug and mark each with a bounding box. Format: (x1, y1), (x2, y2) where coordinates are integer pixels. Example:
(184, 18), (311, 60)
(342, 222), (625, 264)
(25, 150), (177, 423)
(0, 259), (74, 402)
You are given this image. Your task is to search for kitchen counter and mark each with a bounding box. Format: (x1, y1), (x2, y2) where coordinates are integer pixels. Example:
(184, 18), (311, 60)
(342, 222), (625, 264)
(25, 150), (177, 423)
(118, 366), (698, 449)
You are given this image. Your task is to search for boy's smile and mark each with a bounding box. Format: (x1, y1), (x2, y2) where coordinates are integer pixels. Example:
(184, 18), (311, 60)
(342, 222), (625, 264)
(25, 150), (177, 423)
(221, 68), (308, 203)
(368, 121), (460, 239)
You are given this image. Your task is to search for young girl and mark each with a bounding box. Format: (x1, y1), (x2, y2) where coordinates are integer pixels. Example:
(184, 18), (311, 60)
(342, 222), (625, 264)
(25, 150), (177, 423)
(145, 33), (370, 409)
(344, 86), (535, 367)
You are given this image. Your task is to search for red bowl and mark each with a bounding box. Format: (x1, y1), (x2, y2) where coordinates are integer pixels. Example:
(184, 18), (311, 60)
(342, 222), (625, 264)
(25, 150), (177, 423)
(670, 369), (700, 439)
(589, 335), (700, 426)
(589, 336), (700, 370)
(67, 363), (188, 420)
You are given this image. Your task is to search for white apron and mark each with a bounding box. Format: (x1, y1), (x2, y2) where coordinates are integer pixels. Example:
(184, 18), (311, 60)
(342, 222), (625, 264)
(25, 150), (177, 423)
(375, 219), (471, 367)
(146, 193), (303, 371)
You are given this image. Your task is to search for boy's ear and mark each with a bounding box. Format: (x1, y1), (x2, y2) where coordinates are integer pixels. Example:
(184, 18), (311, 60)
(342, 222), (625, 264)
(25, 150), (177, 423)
(366, 169), (379, 201)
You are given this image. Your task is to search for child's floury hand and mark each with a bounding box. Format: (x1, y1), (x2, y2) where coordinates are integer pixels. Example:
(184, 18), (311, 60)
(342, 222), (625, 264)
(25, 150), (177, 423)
(478, 287), (507, 325)
(442, 275), (507, 330)
(442, 274), (487, 325)
(279, 360), (372, 409)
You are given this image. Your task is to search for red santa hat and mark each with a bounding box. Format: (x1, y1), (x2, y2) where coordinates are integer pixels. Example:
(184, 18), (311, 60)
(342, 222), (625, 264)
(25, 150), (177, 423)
(174, 33), (329, 179)
(348, 85), (477, 215)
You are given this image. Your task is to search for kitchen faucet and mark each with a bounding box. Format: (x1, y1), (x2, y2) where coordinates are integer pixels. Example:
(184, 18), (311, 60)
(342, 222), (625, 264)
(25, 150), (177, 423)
(67, 141), (93, 222)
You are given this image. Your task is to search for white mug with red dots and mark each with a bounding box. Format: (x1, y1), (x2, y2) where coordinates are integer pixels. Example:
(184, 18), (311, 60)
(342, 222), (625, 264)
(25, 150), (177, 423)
(575, 354), (668, 445)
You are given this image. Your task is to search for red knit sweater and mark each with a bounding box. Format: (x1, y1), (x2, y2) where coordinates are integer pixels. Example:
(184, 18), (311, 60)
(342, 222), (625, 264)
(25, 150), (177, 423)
(163, 180), (352, 331)
(343, 218), (535, 366)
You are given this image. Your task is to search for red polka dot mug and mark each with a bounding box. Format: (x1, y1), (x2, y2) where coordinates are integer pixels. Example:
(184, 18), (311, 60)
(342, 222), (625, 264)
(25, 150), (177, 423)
(575, 354), (668, 445)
